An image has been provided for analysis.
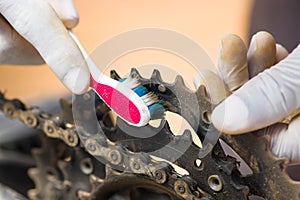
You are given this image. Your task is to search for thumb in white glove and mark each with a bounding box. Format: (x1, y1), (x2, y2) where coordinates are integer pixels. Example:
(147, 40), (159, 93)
(211, 31), (300, 162)
(0, 0), (89, 94)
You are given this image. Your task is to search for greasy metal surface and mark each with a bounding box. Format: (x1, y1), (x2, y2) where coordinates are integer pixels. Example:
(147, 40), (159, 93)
(222, 133), (300, 199)
(0, 68), (299, 199)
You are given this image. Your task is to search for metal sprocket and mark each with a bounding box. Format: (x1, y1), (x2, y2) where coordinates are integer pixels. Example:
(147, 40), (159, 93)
(0, 67), (299, 199)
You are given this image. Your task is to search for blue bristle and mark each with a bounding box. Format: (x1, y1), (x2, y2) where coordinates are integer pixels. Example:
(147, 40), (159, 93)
(133, 86), (148, 97)
(148, 102), (165, 119)
(119, 78), (126, 83)
(119, 77), (165, 119)
(119, 78), (147, 96)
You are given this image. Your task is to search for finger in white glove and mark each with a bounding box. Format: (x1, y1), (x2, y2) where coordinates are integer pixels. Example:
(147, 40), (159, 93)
(0, 15), (44, 65)
(217, 34), (248, 92)
(0, 0), (89, 94)
(212, 44), (300, 134)
(258, 114), (300, 162)
(46, 0), (79, 29)
(275, 43), (289, 63)
(217, 32), (278, 94)
(247, 31), (276, 78)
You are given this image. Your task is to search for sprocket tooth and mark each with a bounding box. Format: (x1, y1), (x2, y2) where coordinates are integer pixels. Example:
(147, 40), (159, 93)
(28, 168), (42, 191)
(77, 174), (104, 199)
(77, 190), (91, 200)
(150, 69), (164, 83)
(57, 160), (69, 179)
(105, 165), (122, 177)
(174, 75), (186, 88)
(129, 67), (142, 79)
(76, 175), (104, 200)
(90, 174), (105, 185)
(110, 70), (121, 80)
(196, 85), (210, 102)
(223, 133), (300, 200)
(28, 168), (40, 181)
(27, 188), (39, 200)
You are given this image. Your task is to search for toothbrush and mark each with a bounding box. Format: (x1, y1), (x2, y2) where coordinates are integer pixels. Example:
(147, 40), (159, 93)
(68, 30), (164, 127)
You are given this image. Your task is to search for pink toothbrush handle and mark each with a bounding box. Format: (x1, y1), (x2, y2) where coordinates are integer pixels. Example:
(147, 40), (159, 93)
(90, 75), (141, 124)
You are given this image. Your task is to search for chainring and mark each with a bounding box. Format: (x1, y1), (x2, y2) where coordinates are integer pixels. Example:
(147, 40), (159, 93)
(0, 68), (299, 200)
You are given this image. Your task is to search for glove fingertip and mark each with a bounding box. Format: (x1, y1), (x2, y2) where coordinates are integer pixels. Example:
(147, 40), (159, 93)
(47, 0), (79, 29)
(62, 16), (79, 29)
(275, 43), (289, 63)
(218, 34), (248, 92)
(247, 31), (276, 78)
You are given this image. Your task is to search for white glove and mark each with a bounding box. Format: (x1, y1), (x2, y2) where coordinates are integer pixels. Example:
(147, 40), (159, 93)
(210, 31), (300, 162)
(0, 0), (89, 94)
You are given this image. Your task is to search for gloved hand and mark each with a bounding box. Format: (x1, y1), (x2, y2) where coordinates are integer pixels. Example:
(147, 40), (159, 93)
(0, 0), (90, 94)
(211, 31), (300, 162)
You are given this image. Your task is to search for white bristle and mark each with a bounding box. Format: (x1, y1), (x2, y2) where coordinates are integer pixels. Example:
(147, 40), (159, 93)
(123, 77), (159, 105)
(141, 92), (158, 106)
(122, 77), (140, 89)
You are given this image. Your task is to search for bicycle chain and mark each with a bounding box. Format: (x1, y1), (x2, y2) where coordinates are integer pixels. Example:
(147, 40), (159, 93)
(0, 68), (299, 199)
(0, 91), (216, 199)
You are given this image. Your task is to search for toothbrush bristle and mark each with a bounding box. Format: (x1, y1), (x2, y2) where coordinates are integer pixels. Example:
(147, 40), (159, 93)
(119, 78), (126, 83)
(133, 86), (148, 97)
(121, 77), (140, 88)
(148, 101), (165, 119)
(120, 77), (165, 121)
